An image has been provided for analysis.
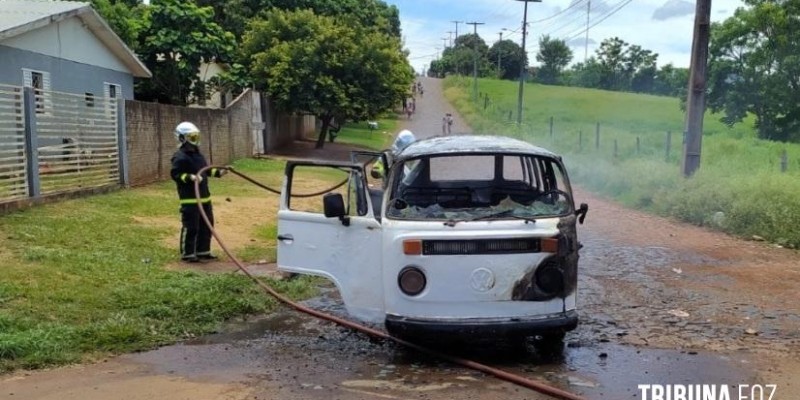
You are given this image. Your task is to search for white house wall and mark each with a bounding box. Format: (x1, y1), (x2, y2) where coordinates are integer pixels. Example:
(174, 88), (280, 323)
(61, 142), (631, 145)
(2, 17), (130, 74)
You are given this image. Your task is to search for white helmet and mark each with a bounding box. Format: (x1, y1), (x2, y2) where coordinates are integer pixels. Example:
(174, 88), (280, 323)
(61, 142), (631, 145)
(175, 121), (200, 145)
(391, 129), (416, 153)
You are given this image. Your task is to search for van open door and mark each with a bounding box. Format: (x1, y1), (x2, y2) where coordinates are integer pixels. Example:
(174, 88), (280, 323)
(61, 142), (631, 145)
(276, 160), (384, 323)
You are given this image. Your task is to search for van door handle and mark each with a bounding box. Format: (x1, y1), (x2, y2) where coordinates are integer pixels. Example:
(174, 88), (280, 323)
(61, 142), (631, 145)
(277, 234), (294, 241)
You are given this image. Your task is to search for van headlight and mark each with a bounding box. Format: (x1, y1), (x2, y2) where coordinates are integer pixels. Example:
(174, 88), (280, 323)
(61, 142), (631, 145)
(535, 261), (564, 296)
(398, 266), (426, 296)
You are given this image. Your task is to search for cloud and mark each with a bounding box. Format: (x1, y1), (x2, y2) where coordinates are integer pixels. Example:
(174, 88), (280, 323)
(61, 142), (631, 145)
(652, 0), (695, 21)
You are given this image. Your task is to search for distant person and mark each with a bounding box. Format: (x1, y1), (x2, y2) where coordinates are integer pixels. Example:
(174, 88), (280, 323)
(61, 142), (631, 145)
(442, 113), (453, 135)
(170, 122), (228, 263)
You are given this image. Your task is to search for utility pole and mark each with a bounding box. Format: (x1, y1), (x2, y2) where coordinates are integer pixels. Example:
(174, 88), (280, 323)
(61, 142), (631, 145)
(447, 31), (454, 47)
(497, 31), (504, 76)
(451, 20), (462, 41)
(442, 37), (449, 50)
(515, 0), (541, 125)
(466, 21), (485, 102)
(584, 0), (590, 62)
(681, 0), (712, 177)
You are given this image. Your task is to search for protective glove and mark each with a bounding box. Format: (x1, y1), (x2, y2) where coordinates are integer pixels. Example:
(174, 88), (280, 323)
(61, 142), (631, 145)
(189, 174), (203, 183)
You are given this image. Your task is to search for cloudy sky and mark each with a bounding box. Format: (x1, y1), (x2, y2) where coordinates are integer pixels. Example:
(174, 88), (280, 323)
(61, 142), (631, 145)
(384, 0), (745, 74)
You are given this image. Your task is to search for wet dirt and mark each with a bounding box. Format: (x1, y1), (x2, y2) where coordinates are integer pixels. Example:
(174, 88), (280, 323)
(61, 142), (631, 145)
(3, 77), (800, 400)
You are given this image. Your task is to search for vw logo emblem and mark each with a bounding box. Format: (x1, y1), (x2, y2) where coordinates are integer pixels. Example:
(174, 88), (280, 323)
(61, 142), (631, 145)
(470, 268), (495, 292)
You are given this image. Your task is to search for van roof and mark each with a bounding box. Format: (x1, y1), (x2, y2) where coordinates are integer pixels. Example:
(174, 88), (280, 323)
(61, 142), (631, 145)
(395, 135), (558, 161)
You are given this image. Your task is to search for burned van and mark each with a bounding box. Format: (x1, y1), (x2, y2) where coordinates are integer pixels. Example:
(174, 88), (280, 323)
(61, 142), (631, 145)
(277, 135), (588, 344)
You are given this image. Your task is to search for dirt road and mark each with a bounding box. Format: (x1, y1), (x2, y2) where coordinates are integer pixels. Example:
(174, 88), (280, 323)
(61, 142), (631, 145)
(3, 77), (800, 400)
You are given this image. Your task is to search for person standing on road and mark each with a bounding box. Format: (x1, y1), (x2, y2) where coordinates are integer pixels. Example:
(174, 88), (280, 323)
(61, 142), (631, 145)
(170, 122), (227, 263)
(442, 113), (453, 135)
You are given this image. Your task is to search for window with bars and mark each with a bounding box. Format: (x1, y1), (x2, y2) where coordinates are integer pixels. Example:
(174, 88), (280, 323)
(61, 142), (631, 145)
(23, 69), (50, 114)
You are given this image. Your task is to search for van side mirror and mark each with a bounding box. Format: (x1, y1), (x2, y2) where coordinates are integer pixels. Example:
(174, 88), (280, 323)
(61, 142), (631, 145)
(575, 203), (589, 224)
(323, 193), (350, 226)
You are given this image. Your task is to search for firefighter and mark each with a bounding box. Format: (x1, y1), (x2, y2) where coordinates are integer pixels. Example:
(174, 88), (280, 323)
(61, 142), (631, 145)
(371, 129), (416, 182)
(170, 122), (227, 263)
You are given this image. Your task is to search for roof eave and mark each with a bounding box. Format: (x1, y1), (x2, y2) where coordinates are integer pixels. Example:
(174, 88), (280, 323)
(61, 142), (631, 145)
(77, 8), (152, 78)
(0, 7), (83, 42)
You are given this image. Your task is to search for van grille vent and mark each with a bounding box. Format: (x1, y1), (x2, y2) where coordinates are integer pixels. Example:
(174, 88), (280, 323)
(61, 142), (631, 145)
(422, 239), (540, 255)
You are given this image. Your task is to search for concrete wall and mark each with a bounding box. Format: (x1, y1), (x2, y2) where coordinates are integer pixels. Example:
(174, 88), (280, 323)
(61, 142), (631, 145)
(262, 96), (317, 152)
(126, 90), (315, 186)
(0, 45), (134, 99)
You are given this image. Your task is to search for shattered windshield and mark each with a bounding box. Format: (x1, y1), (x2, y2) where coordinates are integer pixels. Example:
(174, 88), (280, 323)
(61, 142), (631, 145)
(385, 154), (573, 221)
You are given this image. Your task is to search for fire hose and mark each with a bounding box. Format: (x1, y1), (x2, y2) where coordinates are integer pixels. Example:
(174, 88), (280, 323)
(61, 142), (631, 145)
(194, 164), (586, 400)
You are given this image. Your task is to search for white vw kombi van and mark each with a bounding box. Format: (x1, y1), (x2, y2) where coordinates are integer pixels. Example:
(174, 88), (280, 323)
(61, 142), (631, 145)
(277, 135), (588, 345)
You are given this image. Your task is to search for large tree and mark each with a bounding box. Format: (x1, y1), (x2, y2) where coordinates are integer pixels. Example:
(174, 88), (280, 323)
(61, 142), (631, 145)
(535, 35), (573, 85)
(242, 8), (413, 148)
(90, 0), (146, 47)
(488, 39), (525, 80)
(195, 0), (401, 40)
(134, 0), (235, 105)
(708, 0), (800, 141)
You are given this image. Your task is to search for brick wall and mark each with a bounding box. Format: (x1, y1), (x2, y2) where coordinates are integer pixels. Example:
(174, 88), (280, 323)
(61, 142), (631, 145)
(125, 90), (315, 186)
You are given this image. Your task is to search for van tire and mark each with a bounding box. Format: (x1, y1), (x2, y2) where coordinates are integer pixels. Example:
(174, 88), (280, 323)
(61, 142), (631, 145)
(532, 332), (566, 352)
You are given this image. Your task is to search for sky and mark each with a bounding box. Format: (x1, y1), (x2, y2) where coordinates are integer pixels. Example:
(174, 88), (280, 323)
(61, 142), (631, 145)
(384, 0), (745, 74)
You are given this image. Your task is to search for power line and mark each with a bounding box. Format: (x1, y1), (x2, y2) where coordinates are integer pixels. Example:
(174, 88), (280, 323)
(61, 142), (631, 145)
(563, 0), (634, 42)
(528, 0), (586, 24)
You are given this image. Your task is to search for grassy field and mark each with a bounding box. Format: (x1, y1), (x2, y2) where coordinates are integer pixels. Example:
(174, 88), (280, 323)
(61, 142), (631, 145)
(334, 115), (398, 150)
(444, 76), (800, 248)
(0, 158), (330, 372)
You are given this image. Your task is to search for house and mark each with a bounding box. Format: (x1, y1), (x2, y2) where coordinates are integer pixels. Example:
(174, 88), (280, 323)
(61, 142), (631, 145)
(190, 60), (234, 109)
(0, 0), (151, 100)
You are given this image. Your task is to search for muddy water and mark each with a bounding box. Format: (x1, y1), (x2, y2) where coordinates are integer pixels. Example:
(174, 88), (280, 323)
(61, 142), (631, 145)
(129, 271), (754, 400)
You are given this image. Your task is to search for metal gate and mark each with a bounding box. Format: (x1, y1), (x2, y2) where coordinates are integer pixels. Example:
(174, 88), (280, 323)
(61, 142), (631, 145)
(0, 84), (27, 202)
(34, 89), (119, 195)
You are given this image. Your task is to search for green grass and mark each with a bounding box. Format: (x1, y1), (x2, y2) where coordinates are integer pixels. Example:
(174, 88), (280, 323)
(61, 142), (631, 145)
(334, 115), (399, 150)
(0, 158), (318, 372)
(445, 76), (800, 248)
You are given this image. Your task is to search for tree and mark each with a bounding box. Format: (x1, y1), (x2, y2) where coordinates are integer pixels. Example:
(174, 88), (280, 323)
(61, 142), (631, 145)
(708, 0), (800, 141)
(431, 34), (494, 78)
(595, 37), (629, 90)
(653, 64), (689, 96)
(242, 9), (413, 148)
(535, 35), (573, 85)
(90, 0), (146, 47)
(195, 0), (401, 40)
(626, 45), (659, 93)
(134, 0), (235, 105)
(488, 39), (525, 80)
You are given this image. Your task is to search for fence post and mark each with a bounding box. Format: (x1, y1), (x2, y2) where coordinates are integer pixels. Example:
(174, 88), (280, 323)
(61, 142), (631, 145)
(665, 130), (672, 162)
(614, 139), (618, 158)
(549, 116), (554, 139)
(116, 99), (129, 187)
(595, 122), (600, 150)
(781, 150), (788, 173)
(578, 130), (582, 152)
(508, 110), (513, 121)
(484, 95), (489, 110)
(636, 136), (640, 155)
(23, 87), (41, 198)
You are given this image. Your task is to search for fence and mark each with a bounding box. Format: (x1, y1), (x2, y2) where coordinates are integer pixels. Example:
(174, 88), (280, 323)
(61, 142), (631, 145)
(0, 85), (26, 202)
(0, 86), (316, 210)
(0, 85), (124, 210)
(477, 91), (797, 173)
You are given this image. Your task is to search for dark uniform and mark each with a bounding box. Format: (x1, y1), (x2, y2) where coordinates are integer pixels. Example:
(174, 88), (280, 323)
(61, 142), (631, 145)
(170, 143), (223, 261)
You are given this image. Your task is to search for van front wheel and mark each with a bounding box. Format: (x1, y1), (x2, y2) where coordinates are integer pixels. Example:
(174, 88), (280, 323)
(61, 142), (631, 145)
(532, 332), (566, 352)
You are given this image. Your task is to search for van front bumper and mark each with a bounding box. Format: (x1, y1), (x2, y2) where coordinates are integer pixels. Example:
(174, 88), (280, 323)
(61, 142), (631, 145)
(384, 310), (578, 339)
